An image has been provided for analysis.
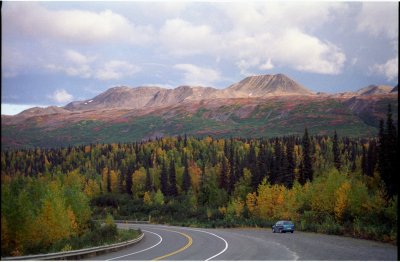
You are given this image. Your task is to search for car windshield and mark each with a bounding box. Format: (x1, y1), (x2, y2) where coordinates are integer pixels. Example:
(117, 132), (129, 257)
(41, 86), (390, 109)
(283, 221), (293, 225)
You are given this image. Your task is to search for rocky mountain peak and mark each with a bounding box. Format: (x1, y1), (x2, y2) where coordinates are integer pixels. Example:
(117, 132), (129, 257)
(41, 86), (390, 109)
(227, 74), (314, 96)
(17, 106), (69, 117)
(356, 85), (393, 96)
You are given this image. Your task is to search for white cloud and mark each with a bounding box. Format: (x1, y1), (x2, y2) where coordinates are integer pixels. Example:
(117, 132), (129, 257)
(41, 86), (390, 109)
(221, 2), (348, 34)
(370, 57), (398, 81)
(2, 45), (29, 78)
(49, 89), (74, 104)
(142, 83), (175, 89)
(158, 3), (347, 75)
(174, 64), (221, 86)
(95, 60), (141, 81)
(64, 50), (95, 65)
(47, 50), (140, 81)
(259, 59), (274, 71)
(270, 29), (346, 75)
(357, 2), (398, 40)
(159, 18), (219, 56)
(4, 2), (153, 44)
(47, 63), (93, 79)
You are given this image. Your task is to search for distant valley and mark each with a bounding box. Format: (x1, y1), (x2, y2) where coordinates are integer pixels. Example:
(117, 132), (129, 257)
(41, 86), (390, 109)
(2, 74), (398, 149)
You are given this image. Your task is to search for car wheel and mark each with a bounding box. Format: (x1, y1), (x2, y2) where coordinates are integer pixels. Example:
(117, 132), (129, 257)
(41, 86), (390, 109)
(291, 231), (294, 233)
(272, 228), (275, 233)
(279, 229), (282, 233)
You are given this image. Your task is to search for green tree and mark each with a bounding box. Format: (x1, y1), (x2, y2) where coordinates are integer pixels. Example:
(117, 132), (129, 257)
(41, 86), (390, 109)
(160, 160), (169, 196)
(220, 156), (229, 191)
(378, 104), (398, 199)
(145, 167), (153, 192)
(300, 128), (313, 185)
(169, 159), (178, 196)
(182, 159), (191, 193)
(333, 130), (341, 170)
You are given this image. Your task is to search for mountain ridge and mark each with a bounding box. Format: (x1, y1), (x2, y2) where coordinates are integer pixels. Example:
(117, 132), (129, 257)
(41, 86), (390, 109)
(2, 74), (397, 149)
(62, 74), (313, 112)
(7, 74), (397, 118)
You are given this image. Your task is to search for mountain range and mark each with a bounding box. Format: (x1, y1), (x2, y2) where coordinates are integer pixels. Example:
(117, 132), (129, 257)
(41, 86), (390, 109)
(2, 74), (398, 149)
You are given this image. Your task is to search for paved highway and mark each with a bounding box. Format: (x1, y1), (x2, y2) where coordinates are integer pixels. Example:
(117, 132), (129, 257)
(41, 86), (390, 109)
(89, 223), (397, 260)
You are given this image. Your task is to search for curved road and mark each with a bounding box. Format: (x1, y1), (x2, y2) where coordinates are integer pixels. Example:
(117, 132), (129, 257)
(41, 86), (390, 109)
(88, 224), (397, 260)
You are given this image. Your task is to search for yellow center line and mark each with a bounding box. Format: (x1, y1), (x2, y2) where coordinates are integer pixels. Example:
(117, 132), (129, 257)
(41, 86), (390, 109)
(152, 229), (193, 261)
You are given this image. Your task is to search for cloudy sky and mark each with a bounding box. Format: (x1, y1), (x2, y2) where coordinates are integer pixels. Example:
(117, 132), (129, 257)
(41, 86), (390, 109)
(2, 1), (398, 115)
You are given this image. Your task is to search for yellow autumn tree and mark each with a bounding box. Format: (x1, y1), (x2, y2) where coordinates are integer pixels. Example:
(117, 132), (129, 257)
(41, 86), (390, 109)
(143, 191), (153, 206)
(66, 206), (79, 236)
(189, 164), (202, 194)
(101, 167), (109, 193)
(272, 185), (286, 219)
(84, 179), (101, 197)
(234, 199), (245, 217)
(132, 167), (146, 199)
(334, 181), (351, 221)
(246, 192), (258, 217)
(31, 197), (71, 247)
(310, 169), (346, 215)
(256, 179), (274, 219)
(65, 169), (84, 189)
(109, 170), (119, 193)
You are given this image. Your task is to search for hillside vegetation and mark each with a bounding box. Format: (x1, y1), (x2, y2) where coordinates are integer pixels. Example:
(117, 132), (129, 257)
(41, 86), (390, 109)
(2, 74), (397, 149)
(2, 106), (398, 256)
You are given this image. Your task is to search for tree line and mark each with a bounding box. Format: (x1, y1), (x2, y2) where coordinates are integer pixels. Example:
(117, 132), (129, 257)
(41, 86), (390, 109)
(1, 105), (398, 255)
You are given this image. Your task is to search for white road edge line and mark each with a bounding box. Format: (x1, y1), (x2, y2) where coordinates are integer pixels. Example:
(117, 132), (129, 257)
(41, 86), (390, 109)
(136, 225), (229, 261)
(106, 230), (163, 261)
(185, 228), (228, 261)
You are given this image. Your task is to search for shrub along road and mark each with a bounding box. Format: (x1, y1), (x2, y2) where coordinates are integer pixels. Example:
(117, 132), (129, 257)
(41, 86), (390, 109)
(88, 224), (397, 260)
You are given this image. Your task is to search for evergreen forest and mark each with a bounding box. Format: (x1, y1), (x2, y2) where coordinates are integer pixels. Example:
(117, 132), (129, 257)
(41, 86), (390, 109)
(1, 106), (398, 256)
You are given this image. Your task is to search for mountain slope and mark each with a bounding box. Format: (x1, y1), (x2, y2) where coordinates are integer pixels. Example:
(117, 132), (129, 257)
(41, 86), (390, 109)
(17, 106), (70, 117)
(1, 74), (398, 149)
(356, 85), (393, 96)
(63, 74), (313, 112)
(226, 74), (314, 97)
(64, 86), (163, 111)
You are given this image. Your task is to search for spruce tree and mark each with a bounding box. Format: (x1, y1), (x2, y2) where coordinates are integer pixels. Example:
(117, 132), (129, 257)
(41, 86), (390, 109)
(145, 167), (152, 192)
(378, 104), (398, 198)
(300, 128), (313, 185)
(107, 168), (111, 193)
(272, 138), (282, 184)
(367, 140), (377, 177)
(248, 143), (259, 190)
(169, 159), (178, 196)
(160, 160), (169, 196)
(125, 168), (133, 195)
(220, 156), (229, 191)
(361, 144), (367, 176)
(256, 144), (267, 186)
(350, 142), (357, 172)
(285, 138), (295, 188)
(333, 130), (341, 170)
(182, 160), (191, 193)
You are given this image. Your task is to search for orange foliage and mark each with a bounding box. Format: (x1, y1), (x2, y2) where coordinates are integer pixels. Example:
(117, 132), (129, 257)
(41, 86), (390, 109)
(334, 181), (351, 221)
(189, 164), (202, 193)
(246, 192), (257, 216)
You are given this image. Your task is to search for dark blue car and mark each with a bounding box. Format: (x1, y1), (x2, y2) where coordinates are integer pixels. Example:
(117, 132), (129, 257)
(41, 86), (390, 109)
(272, 220), (294, 233)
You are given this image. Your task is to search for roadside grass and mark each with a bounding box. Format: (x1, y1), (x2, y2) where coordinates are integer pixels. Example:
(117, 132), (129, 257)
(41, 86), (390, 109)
(25, 220), (141, 256)
(91, 194), (396, 245)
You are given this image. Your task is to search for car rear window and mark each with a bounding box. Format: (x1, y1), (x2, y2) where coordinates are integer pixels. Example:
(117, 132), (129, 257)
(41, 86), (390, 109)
(283, 221), (293, 225)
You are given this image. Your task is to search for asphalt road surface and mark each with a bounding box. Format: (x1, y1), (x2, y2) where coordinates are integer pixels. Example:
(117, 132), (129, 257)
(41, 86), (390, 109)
(88, 223), (397, 260)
